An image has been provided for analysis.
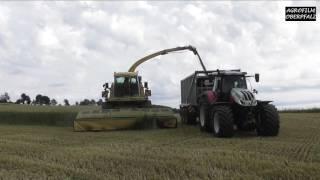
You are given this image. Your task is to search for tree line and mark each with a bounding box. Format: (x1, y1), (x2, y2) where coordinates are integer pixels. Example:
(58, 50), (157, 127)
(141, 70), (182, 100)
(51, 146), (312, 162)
(0, 92), (103, 106)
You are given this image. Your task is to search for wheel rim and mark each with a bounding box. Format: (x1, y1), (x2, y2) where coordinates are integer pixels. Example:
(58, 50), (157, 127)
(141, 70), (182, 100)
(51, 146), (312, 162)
(200, 106), (205, 127)
(214, 113), (220, 134)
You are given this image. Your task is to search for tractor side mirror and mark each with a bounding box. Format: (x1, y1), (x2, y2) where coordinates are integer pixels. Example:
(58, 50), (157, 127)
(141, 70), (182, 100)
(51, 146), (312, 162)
(103, 83), (109, 90)
(255, 73), (260, 82)
(145, 89), (151, 96)
(144, 82), (148, 89)
(102, 90), (109, 98)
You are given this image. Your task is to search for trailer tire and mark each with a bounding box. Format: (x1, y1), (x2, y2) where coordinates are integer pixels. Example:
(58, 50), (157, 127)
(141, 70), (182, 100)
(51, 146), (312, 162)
(180, 107), (186, 124)
(210, 106), (234, 137)
(181, 106), (197, 125)
(256, 104), (279, 136)
(199, 105), (211, 132)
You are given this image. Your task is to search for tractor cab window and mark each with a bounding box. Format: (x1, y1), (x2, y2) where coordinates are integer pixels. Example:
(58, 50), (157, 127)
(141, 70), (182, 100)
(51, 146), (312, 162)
(114, 76), (139, 97)
(219, 75), (247, 101)
(222, 76), (247, 93)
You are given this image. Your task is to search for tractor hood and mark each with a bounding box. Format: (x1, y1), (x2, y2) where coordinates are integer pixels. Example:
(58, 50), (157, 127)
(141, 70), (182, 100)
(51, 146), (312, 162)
(231, 88), (257, 106)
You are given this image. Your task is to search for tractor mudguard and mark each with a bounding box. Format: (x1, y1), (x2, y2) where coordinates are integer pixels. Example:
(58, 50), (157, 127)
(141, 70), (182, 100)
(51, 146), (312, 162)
(257, 100), (273, 106)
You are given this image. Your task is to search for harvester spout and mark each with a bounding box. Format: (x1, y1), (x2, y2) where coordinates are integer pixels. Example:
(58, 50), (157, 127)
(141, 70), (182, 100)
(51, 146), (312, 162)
(128, 45), (207, 73)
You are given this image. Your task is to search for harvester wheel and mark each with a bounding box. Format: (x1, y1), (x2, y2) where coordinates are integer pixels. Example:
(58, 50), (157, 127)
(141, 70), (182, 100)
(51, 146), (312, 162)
(210, 106), (234, 138)
(199, 105), (211, 132)
(256, 104), (279, 136)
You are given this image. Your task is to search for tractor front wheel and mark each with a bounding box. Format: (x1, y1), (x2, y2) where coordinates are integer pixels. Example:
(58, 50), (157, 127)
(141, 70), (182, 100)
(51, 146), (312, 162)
(210, 106), (234, 137)
(256, 104), (280, 136)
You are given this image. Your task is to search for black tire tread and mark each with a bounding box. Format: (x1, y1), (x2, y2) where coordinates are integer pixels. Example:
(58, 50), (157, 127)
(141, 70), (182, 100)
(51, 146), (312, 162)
(180, 107), (197, 125)
(257, 104), (279, 136)
(200, 105), (211, 132)
(211, 106), (234, 137)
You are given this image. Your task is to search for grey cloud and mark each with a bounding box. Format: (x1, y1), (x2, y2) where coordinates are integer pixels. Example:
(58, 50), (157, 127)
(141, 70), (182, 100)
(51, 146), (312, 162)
(48, 83), (65, 88)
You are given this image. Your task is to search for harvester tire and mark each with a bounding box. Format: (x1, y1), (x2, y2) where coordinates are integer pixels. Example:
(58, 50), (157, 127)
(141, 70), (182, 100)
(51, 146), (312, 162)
(199, 105), (211, 132)
(210, 106), (234, 138)
(256, 104), (279, 136)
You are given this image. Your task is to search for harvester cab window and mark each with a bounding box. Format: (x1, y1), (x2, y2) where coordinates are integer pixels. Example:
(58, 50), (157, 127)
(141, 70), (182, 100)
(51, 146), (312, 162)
(131, 77), (137, 84)
(114, 76), (139, 97)
(130, 77), (139, 96)
(116, 77), (125, 84)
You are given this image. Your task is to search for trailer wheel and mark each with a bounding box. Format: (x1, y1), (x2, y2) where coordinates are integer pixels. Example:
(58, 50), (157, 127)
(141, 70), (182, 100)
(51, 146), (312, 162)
(210, 106), (234, 137)
(181, 106), (197, 125)
(180, 107), (186, 124)
(199, 105), (211, 132)
(256, 104), (279, 136)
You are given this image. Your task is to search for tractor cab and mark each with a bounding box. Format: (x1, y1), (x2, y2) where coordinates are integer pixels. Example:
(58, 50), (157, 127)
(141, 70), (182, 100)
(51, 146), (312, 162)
(210, 70), (259, 106)
(212, 71), (248, 101)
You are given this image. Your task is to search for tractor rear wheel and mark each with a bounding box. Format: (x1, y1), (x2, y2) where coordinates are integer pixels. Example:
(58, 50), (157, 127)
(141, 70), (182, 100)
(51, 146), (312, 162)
(210, 106), (234, 137)
(199, 105), (211, 132)
(256, 104), (279, 136)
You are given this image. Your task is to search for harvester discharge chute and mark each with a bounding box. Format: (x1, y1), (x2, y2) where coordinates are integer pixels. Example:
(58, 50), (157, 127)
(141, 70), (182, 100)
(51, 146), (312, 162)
(74, 45), (206, 131)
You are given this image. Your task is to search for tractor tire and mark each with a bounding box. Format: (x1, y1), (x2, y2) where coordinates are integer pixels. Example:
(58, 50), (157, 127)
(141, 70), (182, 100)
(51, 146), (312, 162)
(199, 105), (211, 132)
(256, 104), (279, 136)
(210, 106), (234, 138)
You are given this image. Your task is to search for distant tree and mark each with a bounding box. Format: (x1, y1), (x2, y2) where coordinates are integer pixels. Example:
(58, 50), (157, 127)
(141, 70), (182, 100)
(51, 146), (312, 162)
(0, 92), (10, 103)
(90, 99), (96, 105)
(75, 101), (79, 106)
(14, 93), (31, 104)
(35, 94), (50, 105)
(41, 96), (50, 105)
(64, 99), (70, 106)
(20, 93), (31, 104)
(50, 99), (57, 106)
(26, 96), (31, 104)
(97, 99), (103, 106)
(15, 99), (22, 104)
(35, 94), (42, 104)
(80, 99), (90, 105)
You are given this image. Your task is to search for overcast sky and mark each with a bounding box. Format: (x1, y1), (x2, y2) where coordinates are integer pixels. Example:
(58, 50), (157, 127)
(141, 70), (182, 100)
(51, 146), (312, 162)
(0, 1), (319, 109)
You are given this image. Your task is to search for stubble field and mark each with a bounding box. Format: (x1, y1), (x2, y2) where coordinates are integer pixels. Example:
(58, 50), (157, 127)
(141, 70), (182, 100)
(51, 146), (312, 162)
(0, 104), (319, 179)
